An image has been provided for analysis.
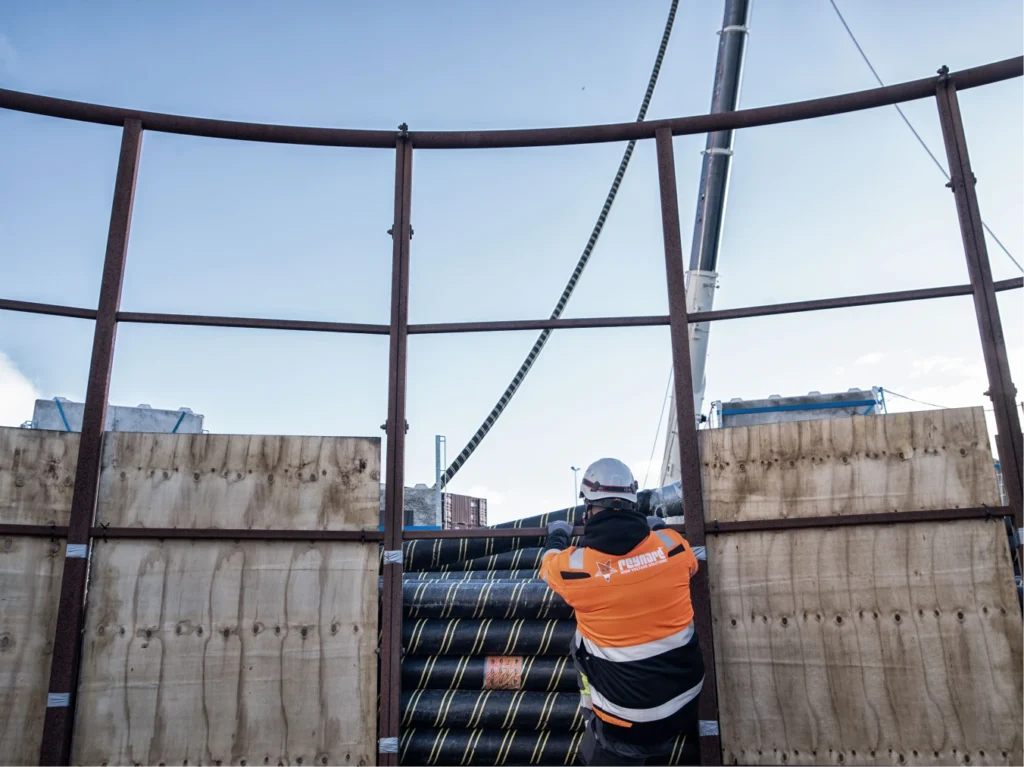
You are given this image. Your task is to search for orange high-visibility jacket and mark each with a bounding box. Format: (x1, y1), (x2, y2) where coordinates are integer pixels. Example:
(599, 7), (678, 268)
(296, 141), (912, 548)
(540, 527), (704, 742)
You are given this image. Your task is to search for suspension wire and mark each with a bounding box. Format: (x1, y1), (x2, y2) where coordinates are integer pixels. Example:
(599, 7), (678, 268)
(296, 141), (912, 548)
(828, 0), (1023, 274)
(643, 367), (674, 489)
(441, 0), (682, 486)
(881, 387), (950, 410)
(884, 389), (995, 413)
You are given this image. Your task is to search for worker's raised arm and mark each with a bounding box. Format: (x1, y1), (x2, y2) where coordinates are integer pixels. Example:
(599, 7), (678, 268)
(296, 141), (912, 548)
(539, 520), (574, 598)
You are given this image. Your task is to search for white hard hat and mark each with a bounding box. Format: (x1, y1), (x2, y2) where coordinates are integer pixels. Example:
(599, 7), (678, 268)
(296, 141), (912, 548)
(580, 458), (638, 506)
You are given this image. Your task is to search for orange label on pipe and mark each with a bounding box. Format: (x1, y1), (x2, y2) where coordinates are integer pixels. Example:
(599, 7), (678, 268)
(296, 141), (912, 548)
(483, 656), (524, 690)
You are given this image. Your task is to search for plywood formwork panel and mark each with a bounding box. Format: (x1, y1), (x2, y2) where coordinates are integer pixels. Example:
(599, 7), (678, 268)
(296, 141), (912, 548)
(700, 407), (999, 523)
(709, 520), (1022, 766)
(0, 427), (79, 526)
(0, 537), (66, 765)
(96, 433), (380, 530)
(73, 539), (378, 766)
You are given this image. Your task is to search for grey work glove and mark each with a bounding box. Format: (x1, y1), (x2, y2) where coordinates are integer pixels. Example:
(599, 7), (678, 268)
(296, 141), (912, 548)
(647, 515), (667, 531)
(545, 520), (573, 552)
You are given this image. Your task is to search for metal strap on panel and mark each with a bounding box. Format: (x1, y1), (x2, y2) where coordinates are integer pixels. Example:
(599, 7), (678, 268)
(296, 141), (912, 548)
(66, 544), (89, 559)
(699, 719), (720, 736)
(1018, 528), (1023, 546)
(382, 550), (403, 565)
(378, 737), (399, 754)
(47, 693), (71, 708)
(701, 147), (734, 157)
(719, 24), (749, 35)
(693, 545), (707, 561)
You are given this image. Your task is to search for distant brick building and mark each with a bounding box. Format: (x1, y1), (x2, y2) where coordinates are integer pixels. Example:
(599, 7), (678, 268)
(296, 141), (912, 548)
(442, 492), (487, 529)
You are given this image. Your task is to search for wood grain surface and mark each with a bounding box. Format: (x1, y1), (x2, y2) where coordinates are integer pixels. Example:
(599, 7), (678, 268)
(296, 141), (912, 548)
(710, 520), (1022, 766)
(73, 539), (378, 766)
(0, 536), (65, 764)
(700, 407), (999, 522)
(96, 433), (380, 530)
(0, 427), (79, 526)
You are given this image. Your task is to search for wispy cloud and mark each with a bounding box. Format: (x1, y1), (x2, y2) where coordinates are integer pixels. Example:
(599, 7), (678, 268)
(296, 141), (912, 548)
(855, 352), (883, 366)
(888, 347), (1021, 411)
(0, 33), (17, 74)
(467, 485), (506, 507)
(909, 355), (980, 379)
(0, 352), (40, 426)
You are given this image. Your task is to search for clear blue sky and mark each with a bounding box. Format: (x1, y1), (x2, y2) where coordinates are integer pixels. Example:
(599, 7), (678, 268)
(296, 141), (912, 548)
(1, 1), (1021, 522)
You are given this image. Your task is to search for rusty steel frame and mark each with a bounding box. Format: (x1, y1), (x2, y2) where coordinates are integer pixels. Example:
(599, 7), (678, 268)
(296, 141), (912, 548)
(37, 118), (143, 766)
(0, 57), (1018, 148)
(378, 133), (414, 765)
(0, 506), (1006, 544)
(3, 277), (1022, 338)
(0, 58), (1018, 766)
(655, 126), (722, 764)
(935, 73), (1024, 563)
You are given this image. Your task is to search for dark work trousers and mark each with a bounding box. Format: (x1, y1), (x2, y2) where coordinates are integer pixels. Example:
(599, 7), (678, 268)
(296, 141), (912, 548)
(578, 702), (701, 766)
(581, 704), (675, 765)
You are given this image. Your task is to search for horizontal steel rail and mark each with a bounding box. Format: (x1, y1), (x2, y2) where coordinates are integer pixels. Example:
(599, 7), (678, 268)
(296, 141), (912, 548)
(0, 523), (384, 542)
(705, 506), (1009, 534)
(0, 297), (97, 320)
(5, 278), (1020, 336)
(0, 506), (1008, 542)
(0, 523), (69, 538)
(116, 310), (390, 335)
(408, 314), (670, 334)
(401, 506), (1010, 539)
(0, 57), (1018, 149)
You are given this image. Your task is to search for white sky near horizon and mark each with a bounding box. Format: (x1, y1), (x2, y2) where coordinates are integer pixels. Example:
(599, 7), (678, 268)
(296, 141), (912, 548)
(1, 0), (1021, 523)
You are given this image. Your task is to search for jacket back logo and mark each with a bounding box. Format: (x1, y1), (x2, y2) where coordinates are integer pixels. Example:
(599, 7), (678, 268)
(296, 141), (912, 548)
(616, 547), (667, 574)
(596, 560), (618, 581)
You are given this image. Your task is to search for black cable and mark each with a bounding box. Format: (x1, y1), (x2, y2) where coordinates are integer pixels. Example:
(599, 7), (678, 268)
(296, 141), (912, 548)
(441, 0), (682, 485)
(829, 0), (1023, 274)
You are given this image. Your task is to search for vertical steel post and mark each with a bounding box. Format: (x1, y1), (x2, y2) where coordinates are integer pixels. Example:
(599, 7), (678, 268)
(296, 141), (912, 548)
(935, 71), (1024, 563)
(435, 434), (444, 527)
(378, 129), (413, 765)
(38, 118), (143, 766)
(655, 127), (722, 765)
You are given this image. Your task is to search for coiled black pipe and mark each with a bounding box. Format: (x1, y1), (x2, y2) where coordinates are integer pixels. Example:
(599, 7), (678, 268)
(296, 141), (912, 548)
(400, 580), (570, 620)
(399, 728), (694, 766)
(403, 619), (574, 657)
(401, 690), (585, 732)
(402, 656), (577, 693)
(431, 547), (547, 574)
(404, 569), (538, 581)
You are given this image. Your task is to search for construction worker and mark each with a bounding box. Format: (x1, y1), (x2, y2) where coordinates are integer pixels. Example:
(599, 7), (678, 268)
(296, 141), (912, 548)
(540, 458), (704, 766)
